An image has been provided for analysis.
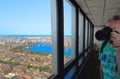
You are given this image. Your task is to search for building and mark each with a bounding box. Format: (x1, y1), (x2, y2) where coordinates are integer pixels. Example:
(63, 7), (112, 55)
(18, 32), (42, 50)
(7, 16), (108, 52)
(13, 66), (26, 73)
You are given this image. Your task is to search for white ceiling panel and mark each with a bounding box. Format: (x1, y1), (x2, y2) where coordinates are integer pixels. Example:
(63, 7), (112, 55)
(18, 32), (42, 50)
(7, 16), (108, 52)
(75, 0), (120, 26)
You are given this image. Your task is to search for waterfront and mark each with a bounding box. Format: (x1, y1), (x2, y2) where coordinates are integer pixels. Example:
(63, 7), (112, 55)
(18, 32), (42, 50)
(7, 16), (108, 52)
(0, 35), (71, 79)
(23, 42), (72, 57)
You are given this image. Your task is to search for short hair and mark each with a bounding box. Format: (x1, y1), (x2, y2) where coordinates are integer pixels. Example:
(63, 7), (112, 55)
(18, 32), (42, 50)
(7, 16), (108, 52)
(112, 15), (120, 20)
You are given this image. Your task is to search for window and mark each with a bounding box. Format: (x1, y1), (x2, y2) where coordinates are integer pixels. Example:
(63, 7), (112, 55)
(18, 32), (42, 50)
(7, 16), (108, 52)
(84, 19), (89, 57)
(88, 22), (91, 46)
(79, 12), (84, 53)
(0, 0), (52, 78)
(50, 0), (94, 78)
(64, 0), (72, 64)
(85, 19), (88, 49)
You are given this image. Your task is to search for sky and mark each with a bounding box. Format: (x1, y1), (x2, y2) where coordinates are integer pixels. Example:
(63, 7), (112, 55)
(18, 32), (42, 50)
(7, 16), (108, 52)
(0, 0), (72, 35)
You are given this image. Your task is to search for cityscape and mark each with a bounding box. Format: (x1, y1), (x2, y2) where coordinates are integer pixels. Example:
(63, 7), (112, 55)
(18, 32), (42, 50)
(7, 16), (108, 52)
(0, 35), (71, 79)
(0, 0), (72, 78)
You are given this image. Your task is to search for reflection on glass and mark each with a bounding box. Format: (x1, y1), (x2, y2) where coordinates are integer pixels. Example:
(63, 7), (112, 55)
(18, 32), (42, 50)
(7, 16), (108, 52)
(64, 0), (72, 64)
(85, 19), (88, 49)
(85, 52), (88, 57)
(0, 0), (52, 78)
(79, 12), (83, 53)
(78, 58), (83, 66)
(64, 67), (75, 79)
(88, 23), (91, 46)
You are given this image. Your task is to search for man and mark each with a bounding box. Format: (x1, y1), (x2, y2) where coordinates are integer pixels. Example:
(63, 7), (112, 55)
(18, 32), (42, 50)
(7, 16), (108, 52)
(99, 15), (120, 79)
(109, 16), (120, 48)
(110, 16), (120, 75)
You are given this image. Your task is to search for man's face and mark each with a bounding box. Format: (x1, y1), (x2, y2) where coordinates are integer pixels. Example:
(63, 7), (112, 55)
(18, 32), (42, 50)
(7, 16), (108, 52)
(108, 20), (120, 30)
(114, 21), (120, 30)
(109, 20), (120, 48)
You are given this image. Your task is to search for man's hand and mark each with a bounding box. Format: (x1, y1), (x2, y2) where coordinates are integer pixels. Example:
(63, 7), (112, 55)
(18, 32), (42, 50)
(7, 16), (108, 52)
(110, 29), (120, 48)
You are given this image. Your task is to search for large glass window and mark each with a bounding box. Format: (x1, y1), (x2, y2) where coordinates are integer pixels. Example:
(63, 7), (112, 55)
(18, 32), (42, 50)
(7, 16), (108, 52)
(88, 22), (91, 46)
(79, 12), (84, 53)
(0, 0), (52, 78)
(85, 19), (88, 49)
(84, 19), (88, 57)
(64, 0), (72, 64)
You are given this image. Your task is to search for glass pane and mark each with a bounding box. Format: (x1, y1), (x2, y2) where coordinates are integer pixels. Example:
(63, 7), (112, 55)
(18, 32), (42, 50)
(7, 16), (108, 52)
(85, 52), (88, 57)
(78, 58), (83, 66)
(0, 0), (52, 78)
(64, 67), (75, 79)
(88, 23), (91, 46)
(64, 0), (72, 64)
(85, 19), (88, 49)
(79, 12), (83, 53)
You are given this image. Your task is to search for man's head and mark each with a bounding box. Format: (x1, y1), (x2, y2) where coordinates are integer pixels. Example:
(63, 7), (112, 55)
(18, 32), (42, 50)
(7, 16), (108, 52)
(108, 15), (120, 30)
(108, 15), (120, 48)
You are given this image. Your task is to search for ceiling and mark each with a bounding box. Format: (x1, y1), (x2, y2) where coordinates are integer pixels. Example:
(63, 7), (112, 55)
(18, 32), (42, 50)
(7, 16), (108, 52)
(75, 0), (120, 26)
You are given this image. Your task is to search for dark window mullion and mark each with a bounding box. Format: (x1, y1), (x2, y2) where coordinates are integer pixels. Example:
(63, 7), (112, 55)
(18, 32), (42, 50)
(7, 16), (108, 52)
(90, 24), (92, 45)
(87, 21), (89, 47)
(90, 23), (92, 45)
(51, 0), (64, 78)
(75, 7), (79, 66)
(92, 24), (94, 44)
(57, 0), (64, 75)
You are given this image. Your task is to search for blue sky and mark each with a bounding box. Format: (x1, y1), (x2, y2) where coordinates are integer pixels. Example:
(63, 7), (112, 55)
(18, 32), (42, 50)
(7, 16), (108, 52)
(0, 0), (71, 35)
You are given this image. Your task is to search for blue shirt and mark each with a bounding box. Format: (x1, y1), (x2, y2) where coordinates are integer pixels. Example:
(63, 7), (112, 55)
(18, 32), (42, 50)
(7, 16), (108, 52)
(99, 42), (120, 79)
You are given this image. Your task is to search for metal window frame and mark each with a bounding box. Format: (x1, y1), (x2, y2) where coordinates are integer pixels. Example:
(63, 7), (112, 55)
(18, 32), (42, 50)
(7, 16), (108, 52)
(51, 0), (64, 79)
(50, 0), (95, 79)
(87, 21), (90, 47)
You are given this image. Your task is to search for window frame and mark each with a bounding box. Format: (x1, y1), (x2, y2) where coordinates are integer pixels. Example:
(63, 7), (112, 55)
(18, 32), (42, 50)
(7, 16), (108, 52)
(50, 0), (94, 79)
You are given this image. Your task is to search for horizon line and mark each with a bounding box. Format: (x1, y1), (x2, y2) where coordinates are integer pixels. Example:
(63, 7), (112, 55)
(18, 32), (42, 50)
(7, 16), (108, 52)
(0, 35), (72, 36)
